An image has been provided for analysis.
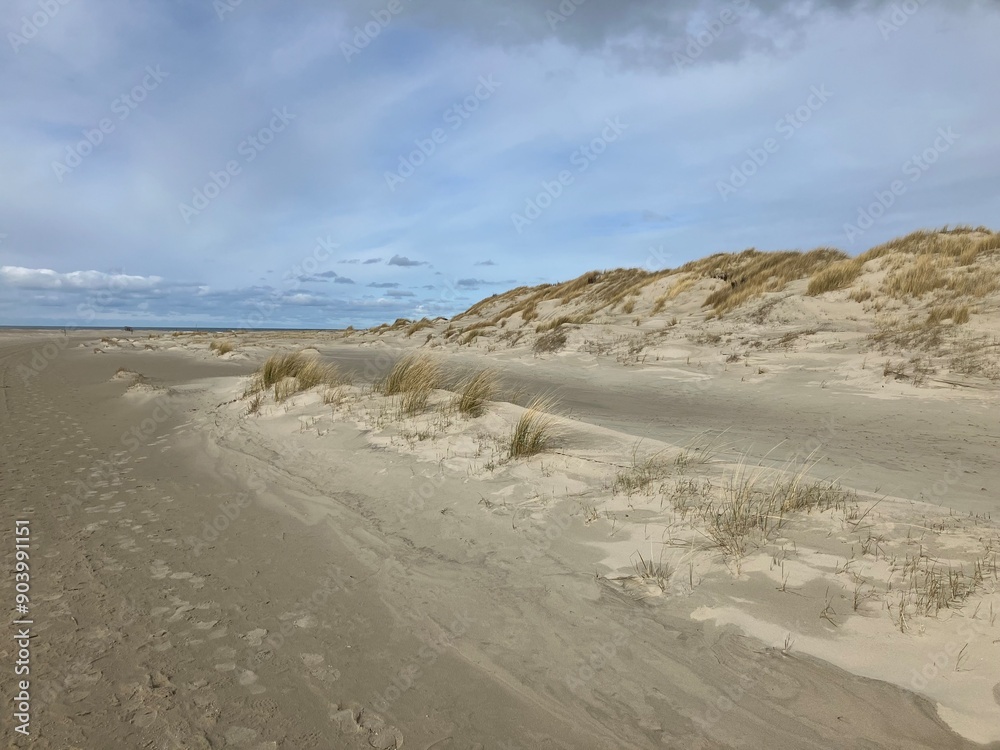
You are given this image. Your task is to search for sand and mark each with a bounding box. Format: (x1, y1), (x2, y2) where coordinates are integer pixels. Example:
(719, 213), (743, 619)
(1, 323), (998, 749)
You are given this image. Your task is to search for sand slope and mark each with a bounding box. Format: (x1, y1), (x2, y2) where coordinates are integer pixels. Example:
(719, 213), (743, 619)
(6, 327), (998, 748)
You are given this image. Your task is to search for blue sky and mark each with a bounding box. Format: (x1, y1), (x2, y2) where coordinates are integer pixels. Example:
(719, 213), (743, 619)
(1, 0), (998, 328)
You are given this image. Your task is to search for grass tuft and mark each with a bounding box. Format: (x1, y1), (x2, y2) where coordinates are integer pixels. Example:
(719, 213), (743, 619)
(454, 369), (500, 417)
(250, 351), (345, 401)
(377, 354), (442, 416)
(533, 328), (568, 353)
(210, 340), (235, 355)
(806, 258), (864, 295)
(507, 397), (559, 459)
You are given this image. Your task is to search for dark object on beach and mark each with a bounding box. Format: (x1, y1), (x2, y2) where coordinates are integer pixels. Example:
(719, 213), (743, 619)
(123, 326), (134, 333)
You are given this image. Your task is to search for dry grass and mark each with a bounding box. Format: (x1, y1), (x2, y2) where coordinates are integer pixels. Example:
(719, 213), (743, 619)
(612, 444), (671, 497)
(377, 354), (442, 416)
(248, 351), (345, 401)
(378, 354), (441, 395)
(453, 369), (500, 417)
(806, 257), (864, 296)
(507, 396), (559, 459)
(446, 227), (998, 339)
(883, 255), (947, 298)
(698, 247), (847, 316)
(653, 275), (697, 314)
(209, 340), (235, 355)
(405, 318), (433, 337)
(701, 456), (850, 558)
(926, 303), (970, 325)
(533, 328), (568, 353)
(536, 314), (587, 333)
(849, 287), (873, 303)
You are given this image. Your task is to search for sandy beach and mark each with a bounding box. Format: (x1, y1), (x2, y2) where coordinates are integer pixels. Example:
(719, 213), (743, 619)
(6, 0), (1000, 744)
(3, 239), (999, 750)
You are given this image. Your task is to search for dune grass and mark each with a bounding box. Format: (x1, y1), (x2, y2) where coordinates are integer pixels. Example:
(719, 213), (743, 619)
(378, 353), (441, 395)
(699, 247), (847, 316)
(377, 354), (442, 416)
(612, 444), (672, 497)
(806, 257), (865, 295)
(247, 351), (345, 401)
(507, 396), (559, 459)
(453, 369), (500, 417)
(533, 328), (568, 354)
(405, 318), (433, 337)
(209, 340), (235, 355)
(926, 303), (970, 325)
(701, 455), (851, 558)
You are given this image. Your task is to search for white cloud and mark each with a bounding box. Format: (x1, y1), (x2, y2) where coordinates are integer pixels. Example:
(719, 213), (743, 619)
(0, 266), (162, 291)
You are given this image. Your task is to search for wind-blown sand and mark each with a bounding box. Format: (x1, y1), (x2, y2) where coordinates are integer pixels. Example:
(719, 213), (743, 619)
(1, 324), (997, 749)
(3, 230), (1000, 748)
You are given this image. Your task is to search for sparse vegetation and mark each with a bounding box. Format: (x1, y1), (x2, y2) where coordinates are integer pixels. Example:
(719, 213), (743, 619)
(453, 369), (500, 417)
(377, 354), (442, 416)
(612, 444), (671, 497)
(247, 351), (345, 401)
(533, 328), (568, 354)
(807, 257), (864, 296)
(405, 318), (433, 337)
(210, 340), (235, 355)
(507, 397), (559, 459)
(701, 456), (851, 558)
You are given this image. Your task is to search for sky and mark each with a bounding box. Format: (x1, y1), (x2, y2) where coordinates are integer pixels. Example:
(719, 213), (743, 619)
(1, 0), (998, 328)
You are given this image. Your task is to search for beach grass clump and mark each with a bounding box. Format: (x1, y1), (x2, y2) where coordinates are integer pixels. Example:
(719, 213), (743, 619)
(209, 340), (235, 355)
(249, 351), (345, 401)
(613, 445), (672, 497)
(405, 318), (433, 337)
(926, 303), (971, 326)
(689, 247), (846, 316)
(806, 257), (864, 296)
(536, 314), (587, 333)
(533, 328), (568, 354)
(378, 354), (441, 396)
(702, 456), (852, 558)
(631, 550), (670, 592)
(507, 396), (559, 459)
(453, 369), (500, 417)
(377, 354), (442, 416)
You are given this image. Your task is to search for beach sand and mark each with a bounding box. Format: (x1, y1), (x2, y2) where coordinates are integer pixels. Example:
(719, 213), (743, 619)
(2, 324), (998, 749)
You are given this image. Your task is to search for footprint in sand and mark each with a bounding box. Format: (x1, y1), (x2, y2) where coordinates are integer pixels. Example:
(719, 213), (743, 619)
(223, 726), (259, 746)
(331, 702), (403, 750)
(299, 653), (341, 683)
(237, 669), (266, 694)
(241, 628), (268, 647)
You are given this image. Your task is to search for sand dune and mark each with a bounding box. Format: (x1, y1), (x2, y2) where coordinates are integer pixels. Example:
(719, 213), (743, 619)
(4, 227), (1000, 748)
